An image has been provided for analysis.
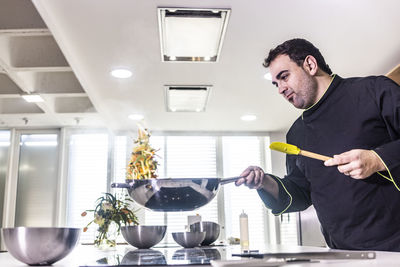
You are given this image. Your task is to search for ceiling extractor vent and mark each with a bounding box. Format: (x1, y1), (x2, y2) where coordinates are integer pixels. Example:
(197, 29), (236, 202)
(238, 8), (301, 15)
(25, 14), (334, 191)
(165, 85), (212, 112)
(158, 7), (231, 62)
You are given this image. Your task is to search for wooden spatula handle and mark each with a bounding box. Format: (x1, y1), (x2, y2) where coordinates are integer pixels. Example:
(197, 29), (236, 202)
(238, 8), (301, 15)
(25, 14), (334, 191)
(299, 150), (332, 161)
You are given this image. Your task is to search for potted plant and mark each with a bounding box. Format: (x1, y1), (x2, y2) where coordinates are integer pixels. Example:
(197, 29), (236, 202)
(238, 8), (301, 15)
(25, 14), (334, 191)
(81, 192), (139, 249)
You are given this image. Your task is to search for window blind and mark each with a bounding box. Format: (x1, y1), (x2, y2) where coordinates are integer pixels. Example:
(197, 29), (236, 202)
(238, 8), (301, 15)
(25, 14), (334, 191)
(66, 133), (109, 243)
(222, 136), (268, 248)
(280, 213), (298, 245)
(113, 135), (128, 183)
(64, 132), (299, 246)
(143, 136), (219, 245)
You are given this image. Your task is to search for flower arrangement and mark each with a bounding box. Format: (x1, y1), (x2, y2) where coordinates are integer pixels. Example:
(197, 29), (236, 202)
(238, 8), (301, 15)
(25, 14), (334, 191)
(126, 126), (159, 180)
(81, 192), (139, 248)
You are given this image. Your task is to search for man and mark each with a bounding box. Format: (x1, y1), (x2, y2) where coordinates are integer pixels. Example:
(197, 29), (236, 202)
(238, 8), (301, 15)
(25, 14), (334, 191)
(236, 38), (400, 251)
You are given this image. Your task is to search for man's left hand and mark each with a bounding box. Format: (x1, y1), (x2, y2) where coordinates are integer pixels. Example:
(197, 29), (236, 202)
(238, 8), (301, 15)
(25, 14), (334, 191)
(324, 149), (385, 179)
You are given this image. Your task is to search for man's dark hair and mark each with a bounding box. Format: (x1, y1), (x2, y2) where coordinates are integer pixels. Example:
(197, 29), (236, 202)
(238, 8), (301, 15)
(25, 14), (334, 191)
(264, 38), (333, 75)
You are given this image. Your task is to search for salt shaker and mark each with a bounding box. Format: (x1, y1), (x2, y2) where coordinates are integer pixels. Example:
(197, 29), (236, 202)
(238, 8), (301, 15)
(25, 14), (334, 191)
(239, 210), (249, 250)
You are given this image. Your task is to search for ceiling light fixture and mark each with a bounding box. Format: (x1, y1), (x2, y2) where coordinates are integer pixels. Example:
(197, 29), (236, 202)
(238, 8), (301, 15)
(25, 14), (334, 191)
(21, 94), (44, 103)
(158, 8), (231, 62)
(111, 69), (132, 78)
(264, 72), (272, 80)
(165, 85), (212, 112)
(241, 114), (257, 121)
(128, 114), (144, 121)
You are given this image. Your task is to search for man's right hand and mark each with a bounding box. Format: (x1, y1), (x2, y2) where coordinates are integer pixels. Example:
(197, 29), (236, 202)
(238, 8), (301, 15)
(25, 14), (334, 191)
(235, 166), (279, 200)
(235, 166), (266, 189)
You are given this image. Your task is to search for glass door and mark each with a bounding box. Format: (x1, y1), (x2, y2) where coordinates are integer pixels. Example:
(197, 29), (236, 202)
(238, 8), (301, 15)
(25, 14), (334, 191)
(0, 131), (10, 228)
(14, 132), (60, 226)
(0, 131), (10, 251)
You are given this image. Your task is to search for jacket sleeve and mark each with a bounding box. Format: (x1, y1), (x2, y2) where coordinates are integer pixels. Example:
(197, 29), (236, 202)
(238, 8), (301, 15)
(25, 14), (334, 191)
(371, 76), (400, 191)
(257, 154), (312, 215)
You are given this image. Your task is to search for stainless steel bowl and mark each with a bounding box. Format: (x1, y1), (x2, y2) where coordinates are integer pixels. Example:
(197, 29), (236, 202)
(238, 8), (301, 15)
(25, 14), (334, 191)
(2, 227), (80, 265)
(189, 221), (220, 246)
(172, 232), (206, 248)
(121, 225), (167, 249)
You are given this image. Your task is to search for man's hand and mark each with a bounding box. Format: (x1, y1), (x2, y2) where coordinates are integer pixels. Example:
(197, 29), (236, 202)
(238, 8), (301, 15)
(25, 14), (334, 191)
(324, 149), (385, 179)
(236, 166), (266, 189)
(236, 166), (279, 199)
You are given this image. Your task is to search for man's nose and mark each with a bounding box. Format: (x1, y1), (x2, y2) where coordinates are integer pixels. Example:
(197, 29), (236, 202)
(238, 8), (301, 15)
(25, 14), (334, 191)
(278, 83), (287, 95)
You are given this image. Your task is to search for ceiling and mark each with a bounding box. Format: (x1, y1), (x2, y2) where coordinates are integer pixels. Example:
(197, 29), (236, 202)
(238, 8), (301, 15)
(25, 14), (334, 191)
(1, 0), (400, 133)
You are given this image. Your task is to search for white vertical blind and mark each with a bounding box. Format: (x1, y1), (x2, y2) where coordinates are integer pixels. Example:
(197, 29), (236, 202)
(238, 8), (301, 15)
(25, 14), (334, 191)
(63, 132), (298, 246)
(280, 213), (298, 245)
(66, 133), (109, 243)
(143, 136), (218, 244)
(222, 136), (268, 248)
(113, 136), (127, 183)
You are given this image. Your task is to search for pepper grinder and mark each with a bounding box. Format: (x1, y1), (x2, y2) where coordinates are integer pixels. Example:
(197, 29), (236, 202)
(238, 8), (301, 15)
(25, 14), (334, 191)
(239, 210), (249, 250)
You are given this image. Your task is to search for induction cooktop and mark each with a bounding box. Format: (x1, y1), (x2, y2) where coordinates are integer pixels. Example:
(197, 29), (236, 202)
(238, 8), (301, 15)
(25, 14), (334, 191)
(80, 246), (234, 266)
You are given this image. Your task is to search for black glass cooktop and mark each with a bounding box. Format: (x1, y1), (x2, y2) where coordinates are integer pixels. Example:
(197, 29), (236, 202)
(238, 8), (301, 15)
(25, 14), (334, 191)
(80, 246), (233, 266)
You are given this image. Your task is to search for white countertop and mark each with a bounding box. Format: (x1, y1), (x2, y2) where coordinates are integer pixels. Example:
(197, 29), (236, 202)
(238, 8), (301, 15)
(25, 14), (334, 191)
(1, 244), (400, 267)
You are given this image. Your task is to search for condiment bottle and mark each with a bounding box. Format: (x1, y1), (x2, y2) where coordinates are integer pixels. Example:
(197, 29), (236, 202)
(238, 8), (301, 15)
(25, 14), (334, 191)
(239, 210), (249, 250)
(187, 214), (202, 230)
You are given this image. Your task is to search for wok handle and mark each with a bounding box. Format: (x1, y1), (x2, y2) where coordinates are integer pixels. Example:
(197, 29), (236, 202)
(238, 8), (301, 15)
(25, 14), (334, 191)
(219, 176), (244, 185)
(111, 182), (131, 188)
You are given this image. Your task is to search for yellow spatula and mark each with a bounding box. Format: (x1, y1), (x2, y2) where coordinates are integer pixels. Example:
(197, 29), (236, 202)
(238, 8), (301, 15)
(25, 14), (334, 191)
(269, 142), (332, 161)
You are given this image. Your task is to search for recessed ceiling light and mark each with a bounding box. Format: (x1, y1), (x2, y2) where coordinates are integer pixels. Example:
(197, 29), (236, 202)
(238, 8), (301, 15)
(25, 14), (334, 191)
(111, 69), (132, 78)
(158, 8), (231, 62)
(264, 72), (272, 80)
(21, 94), (44, 103)
(128, 114), (144, 121)
(241, 114), (257, 121)
(165, 85), (212, 112)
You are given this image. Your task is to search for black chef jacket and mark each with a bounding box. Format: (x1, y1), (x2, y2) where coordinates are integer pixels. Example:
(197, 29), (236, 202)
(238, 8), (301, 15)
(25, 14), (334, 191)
(258, 75), (400, 251)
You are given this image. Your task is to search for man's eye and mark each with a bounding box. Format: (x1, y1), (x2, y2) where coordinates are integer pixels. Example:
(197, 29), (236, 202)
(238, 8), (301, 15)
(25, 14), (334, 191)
(282, 75), (289, 81)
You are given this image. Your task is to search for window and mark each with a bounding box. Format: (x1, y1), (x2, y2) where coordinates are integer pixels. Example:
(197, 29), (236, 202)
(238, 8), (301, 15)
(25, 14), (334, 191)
(141, 136), (218, 244)
(65, 131), (298, 246)
(279, 213), (298, 245)
(113, 136), (128, 183)
(0, 130), (10, 230)
(222, 136), (270, 247)
(66, 133), (109, 243)
(138, 135), (273, 246)
(15, 133), (59, 227)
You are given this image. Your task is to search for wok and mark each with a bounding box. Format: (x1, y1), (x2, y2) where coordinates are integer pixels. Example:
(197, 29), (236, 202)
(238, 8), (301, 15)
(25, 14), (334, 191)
(111, 177), (242, 212)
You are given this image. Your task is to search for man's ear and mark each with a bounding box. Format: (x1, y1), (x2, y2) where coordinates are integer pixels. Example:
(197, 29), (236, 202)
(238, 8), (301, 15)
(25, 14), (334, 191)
(303, 55), (318, 75)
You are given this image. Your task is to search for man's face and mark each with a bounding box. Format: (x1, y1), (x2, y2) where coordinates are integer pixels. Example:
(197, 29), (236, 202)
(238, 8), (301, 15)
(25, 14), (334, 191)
(269, 54), (318, 109)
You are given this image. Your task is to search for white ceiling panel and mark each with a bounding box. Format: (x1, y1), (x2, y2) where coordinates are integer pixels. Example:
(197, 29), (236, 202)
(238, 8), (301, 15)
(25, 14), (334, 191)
(0, 0), (399, 132)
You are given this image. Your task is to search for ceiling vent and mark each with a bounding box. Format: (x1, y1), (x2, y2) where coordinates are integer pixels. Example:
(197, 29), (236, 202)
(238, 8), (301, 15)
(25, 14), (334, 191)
(165, 85), (212, 112)
(158, 8), (231, 62)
